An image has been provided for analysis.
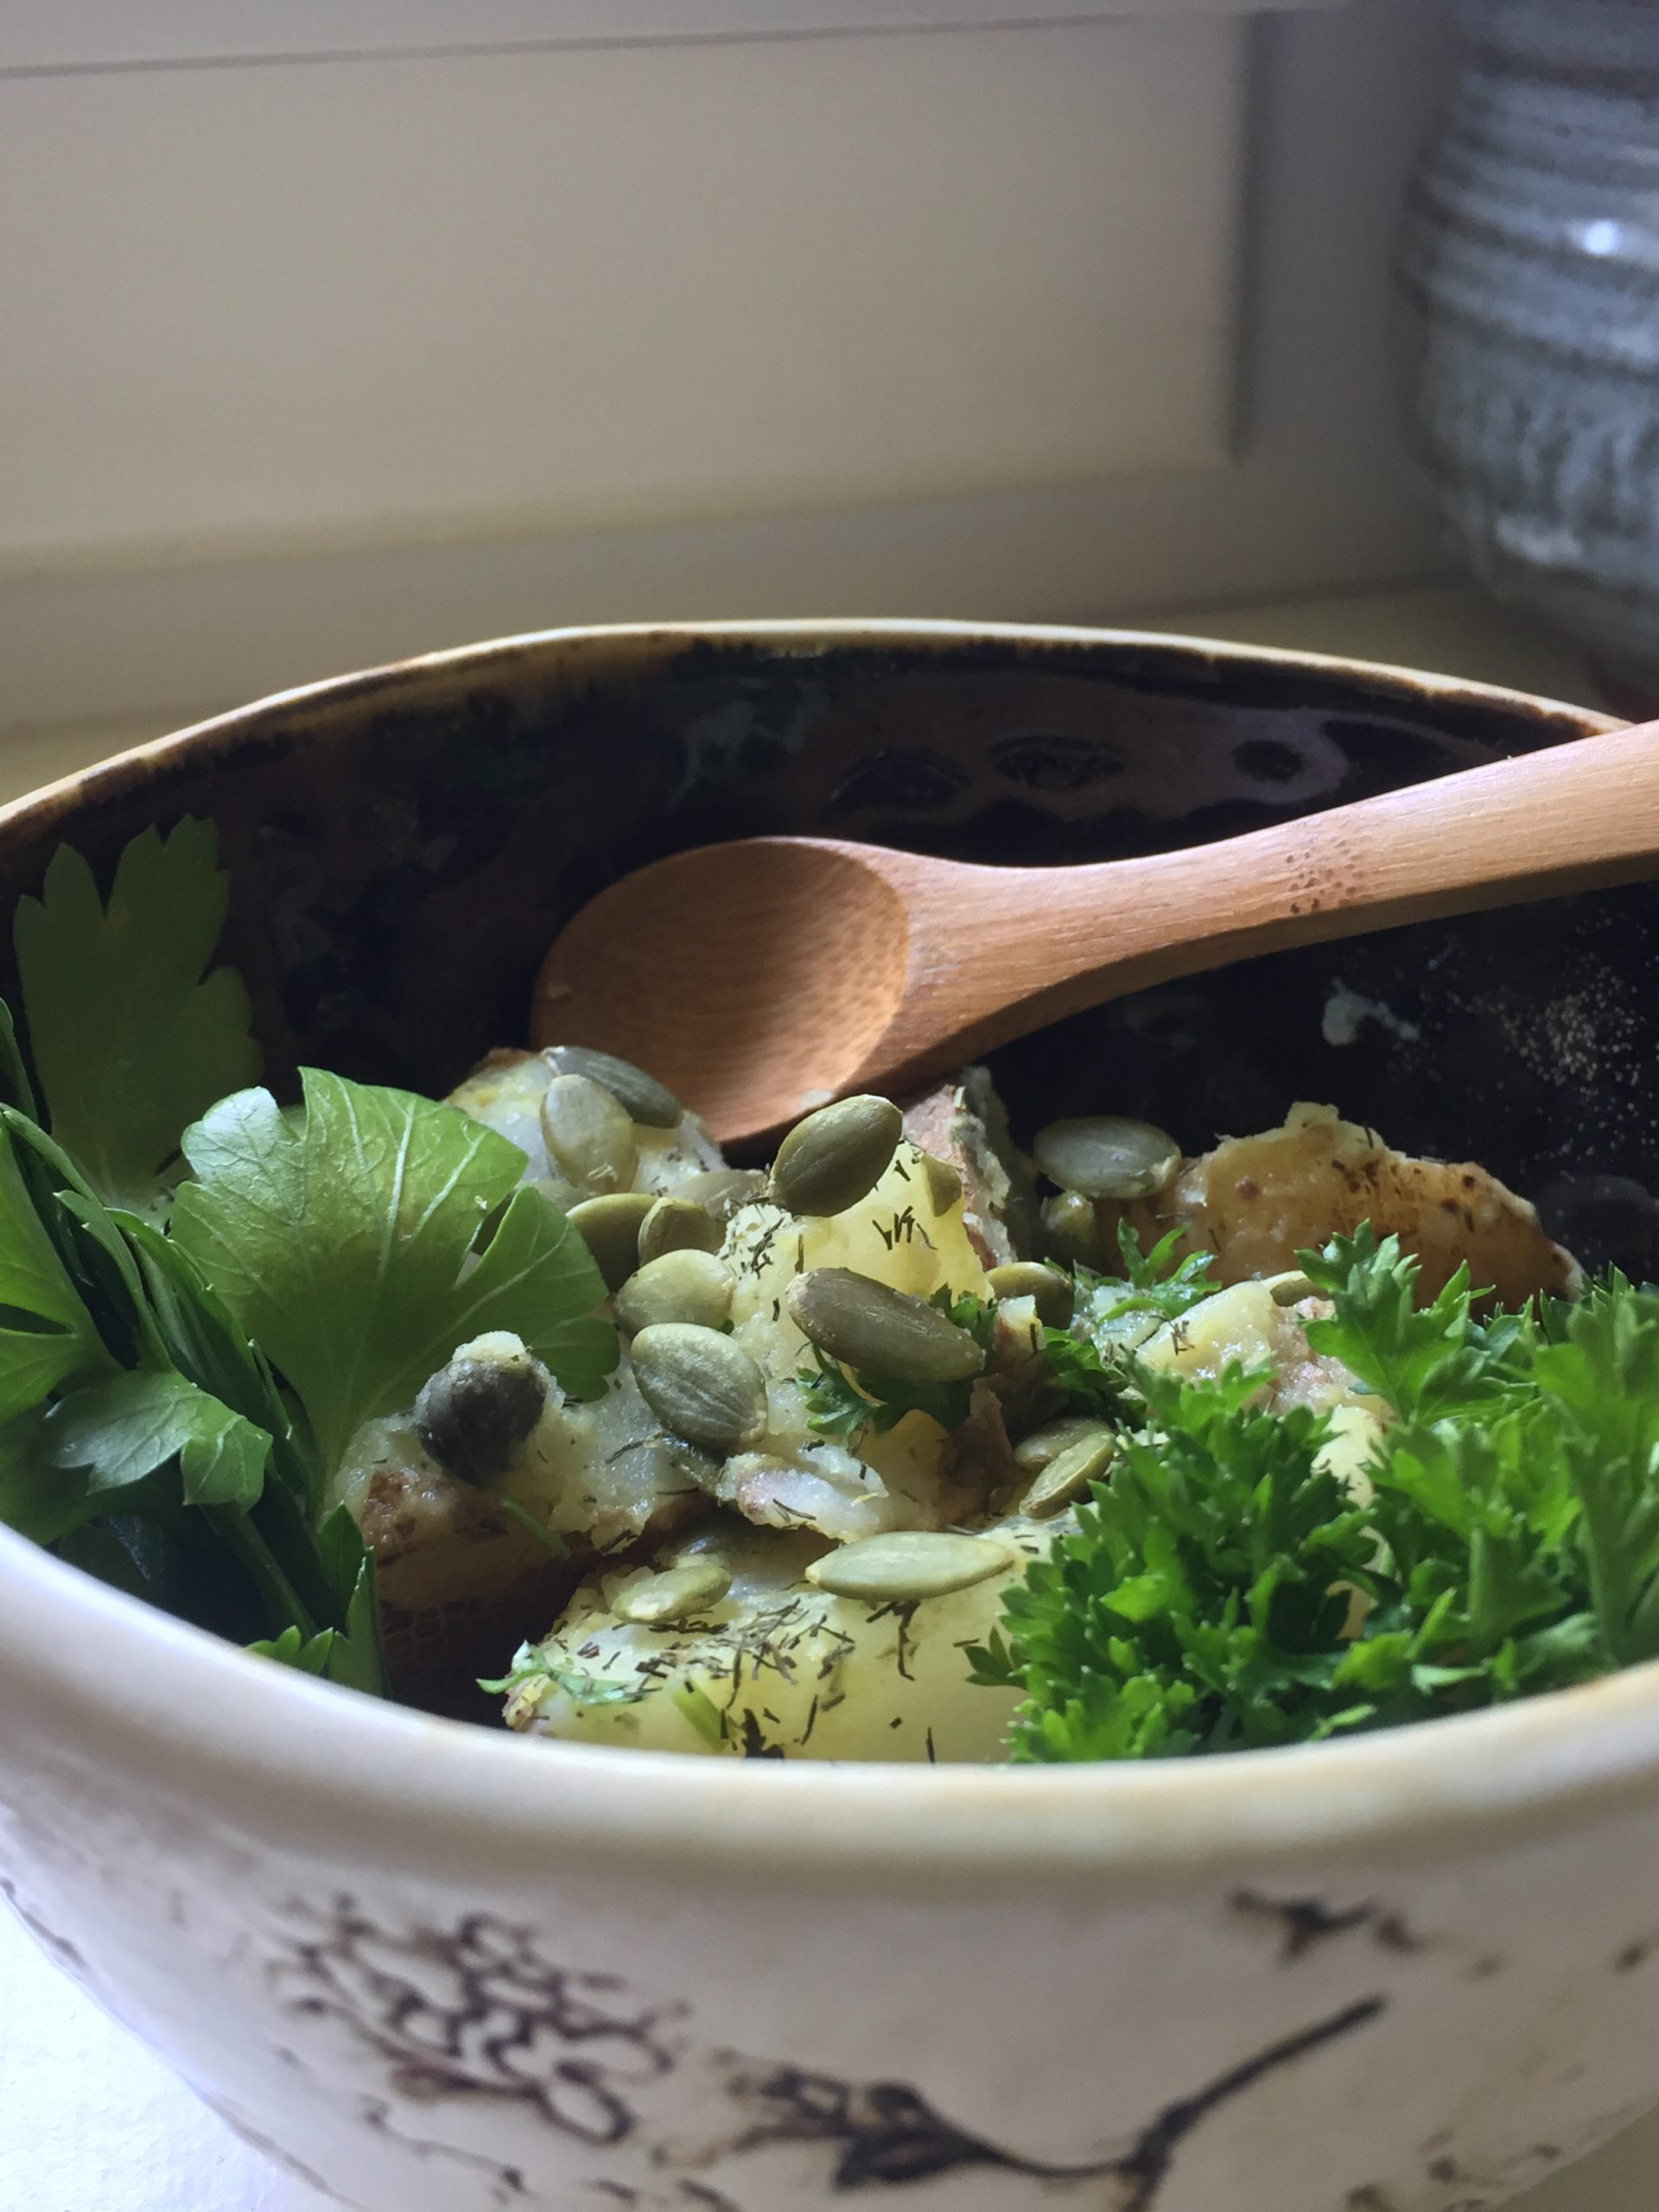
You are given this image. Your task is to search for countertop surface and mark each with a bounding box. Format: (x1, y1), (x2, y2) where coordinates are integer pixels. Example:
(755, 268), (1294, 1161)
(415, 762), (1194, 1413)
(3, 582), (1654, 2212)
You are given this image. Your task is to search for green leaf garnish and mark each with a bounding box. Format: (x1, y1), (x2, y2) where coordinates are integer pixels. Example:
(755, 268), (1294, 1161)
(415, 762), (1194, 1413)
(982, 1230), (1659, 1760)
(1093, 1222), (1220, 1325)
(14, 823), (261, 1212)
(248, 1623), (340, 1675)
(479, 1643), (646, 1706)
(797, 1287), (995, 1445)
(0, 1122), (112, 1423)
(0, 828), (385, 1693)
(171, 1069), (616, 1472)
(1297, 1225), (1523, 1421)
(798, 1347), (976, 1444)
(499, 1496), (569, 1560)
(48, 1368), (270, 1511)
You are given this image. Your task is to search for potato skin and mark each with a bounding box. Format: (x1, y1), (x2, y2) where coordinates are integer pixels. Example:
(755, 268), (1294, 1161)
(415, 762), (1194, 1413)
(1092, 1100), (1580, 1306)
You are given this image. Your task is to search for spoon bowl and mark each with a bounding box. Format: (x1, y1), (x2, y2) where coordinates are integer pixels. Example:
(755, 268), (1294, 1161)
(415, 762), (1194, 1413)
(535, 838), (911, 1139)
(535, 715), (1659, 1142)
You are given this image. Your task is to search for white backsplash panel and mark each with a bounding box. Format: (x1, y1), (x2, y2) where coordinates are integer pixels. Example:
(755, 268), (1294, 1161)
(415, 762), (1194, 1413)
(0, 20), (1249, 575)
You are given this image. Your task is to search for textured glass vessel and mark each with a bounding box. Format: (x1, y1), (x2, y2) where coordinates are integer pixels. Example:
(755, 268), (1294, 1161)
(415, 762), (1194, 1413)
(1399, 0), (1659, 696)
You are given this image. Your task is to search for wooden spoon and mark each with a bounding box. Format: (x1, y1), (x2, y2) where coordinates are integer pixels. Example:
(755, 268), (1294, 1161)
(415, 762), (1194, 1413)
(532, 715), (1659, 1145)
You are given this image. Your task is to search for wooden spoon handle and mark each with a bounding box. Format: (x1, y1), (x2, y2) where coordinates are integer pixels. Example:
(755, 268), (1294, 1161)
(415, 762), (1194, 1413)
(874, 715), (1659, 1068)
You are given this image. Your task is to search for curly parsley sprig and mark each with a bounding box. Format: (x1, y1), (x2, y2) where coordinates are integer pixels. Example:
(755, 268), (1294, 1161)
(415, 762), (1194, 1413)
(976, 1228), (1659, 1760)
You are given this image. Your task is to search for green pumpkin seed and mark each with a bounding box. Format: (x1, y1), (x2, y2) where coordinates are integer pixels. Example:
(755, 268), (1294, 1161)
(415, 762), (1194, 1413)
(569, 1191), (656, 1291)
(677, 1167), (770, 1225)
(1012, 1414), (1115, 1473)
(631, 1322), (769, 1452)
(769, 1094), (902, 1217)
(1040, 1190), (1105, 1266)
(638, 1194), (723, 1264)
(1022, 1430), (1114, 1516)
(918, 1151), (963, 1217)
(1268, 1272), (1319, 1307)
(785, 1268), (983, 1383)
(986, 1261), (1074, 1328)
(615, 1560), (732, 1626)
(1033, 1116), (1181, 1201)
(805, 1529), (1013, 1603)
(541, 1072), (639, 1195)
(616, 1249), (734, 1334)
(542, 1044), (682, 1129)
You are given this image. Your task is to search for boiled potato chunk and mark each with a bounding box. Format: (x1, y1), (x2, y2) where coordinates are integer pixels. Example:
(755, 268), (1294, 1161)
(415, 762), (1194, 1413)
(1095, 1101), (1580, 1306)
(1122, 1276), (1385, 1493)
(504, 1512), (1058, 1760)
(449, 1048), (722, 1196)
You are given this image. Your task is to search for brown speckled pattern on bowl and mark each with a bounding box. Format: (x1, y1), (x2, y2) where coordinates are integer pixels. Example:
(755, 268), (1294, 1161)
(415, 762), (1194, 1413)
(1, 620), (1655, 2212)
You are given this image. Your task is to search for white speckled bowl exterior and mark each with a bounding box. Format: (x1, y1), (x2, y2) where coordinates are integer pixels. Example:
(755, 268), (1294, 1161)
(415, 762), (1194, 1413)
(0, 621), (1651, 2212)
(1398, 0), (1659, 693)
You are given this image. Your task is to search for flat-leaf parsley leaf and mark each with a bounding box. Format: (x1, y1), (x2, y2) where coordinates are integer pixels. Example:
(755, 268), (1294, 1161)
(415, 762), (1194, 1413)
(14, 822), (262, 1212)
(171, 1069), (616, 1471)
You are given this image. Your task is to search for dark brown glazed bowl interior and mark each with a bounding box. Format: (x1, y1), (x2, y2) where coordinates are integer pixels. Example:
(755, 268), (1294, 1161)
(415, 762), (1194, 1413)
(0, 620), (1641, 1272)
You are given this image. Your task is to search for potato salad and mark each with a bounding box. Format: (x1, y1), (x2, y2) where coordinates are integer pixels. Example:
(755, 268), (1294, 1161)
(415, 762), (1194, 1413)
(4, 818), (1650, 1766)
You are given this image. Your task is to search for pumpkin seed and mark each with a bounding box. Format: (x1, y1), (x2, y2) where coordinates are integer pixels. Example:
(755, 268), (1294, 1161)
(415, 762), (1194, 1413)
(1040, 1190), (1105, 1266)
(541, 1072), (639, 1195)
(1033, 1116), (1181, 1201)
(1022, 1430), (1115, 1516)
(542, 1044), (682, 1129)
(986, 1261), (1074, 1328)
(677, 1167), (769, 1225)
(638, 1194), (723, 1264)
(631, 1322), (769, 1452)
(616, 1560), (732, 1626)
(616, 1249), (734, 1334)
(805, 1529), (1013, 1603)
(1012, 1414), (1114, 1473)
(1268, 1272), (1319, 1307)
(918, 1151), (963, 1217)
(569, 1191), (656, 1291)
(785, 1268), (983, 1383)
(769, 1094), (902, 1217)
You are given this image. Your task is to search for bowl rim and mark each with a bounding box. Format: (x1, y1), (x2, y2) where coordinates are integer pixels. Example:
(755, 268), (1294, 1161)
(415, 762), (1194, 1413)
(0, 616), (1639, 1886)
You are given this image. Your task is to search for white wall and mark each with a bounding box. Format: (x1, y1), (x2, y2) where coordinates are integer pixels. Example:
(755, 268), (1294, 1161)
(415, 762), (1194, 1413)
(0, 0), (1456, 731)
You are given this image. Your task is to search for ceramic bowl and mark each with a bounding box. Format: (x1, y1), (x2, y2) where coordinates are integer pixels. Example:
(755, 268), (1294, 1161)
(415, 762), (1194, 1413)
(3, 620), (1657, 2212)
(1398, 0), (1659, 702)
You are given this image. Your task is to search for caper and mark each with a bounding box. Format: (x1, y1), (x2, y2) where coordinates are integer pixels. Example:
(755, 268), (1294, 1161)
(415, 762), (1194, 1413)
(1022, 1430), (1115, 1516)
(1033, 1116), (1181, 1201)
(1268, 1272), (1319, 1306)
(631, 1323), (769, 1452)
(638, 1195), (723, 1264)
(785, 1268), (983, 1384)
(804, 1530), (1012, 1603)
(677, 1167), (769, 1226)
(1012, 1414), (1114, 1473)
(540, 1072), (638, 1195)
(542, 1045), (682, 1129)
(769, 1095), (902, 1217)
(413, 1345), (547, 1484)
(615, 1560), (732, 1626)
(917, 1151), (963, 1217)
(1040, 1190), (1105, 1266)
(615, 1249), (734, 1334)
(986, 1261), (1074, 1328)
(569, 1191), (656, 1291)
